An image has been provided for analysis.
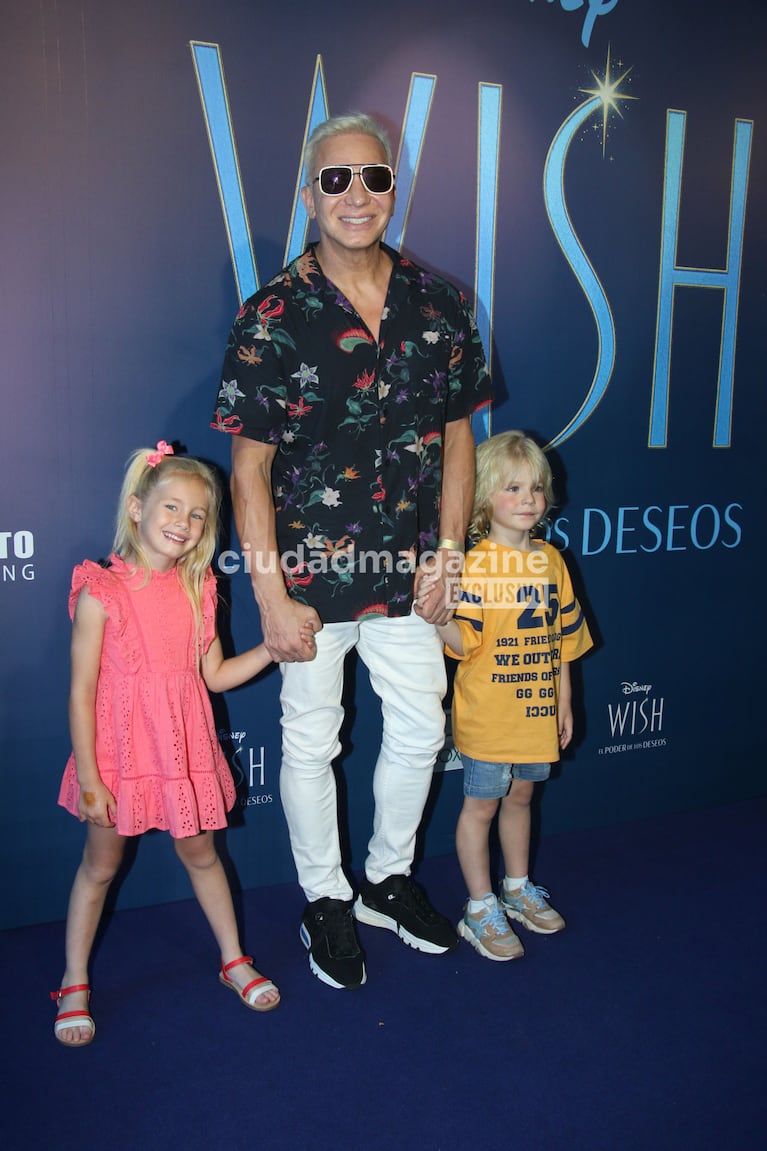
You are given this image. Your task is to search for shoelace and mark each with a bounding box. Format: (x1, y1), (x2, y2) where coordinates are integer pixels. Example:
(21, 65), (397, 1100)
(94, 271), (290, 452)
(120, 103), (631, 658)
(513, 882), (551, 909)
(478, 903), (511, 935)
(387, 878), (438, 921)
(318, 905), (358, 956)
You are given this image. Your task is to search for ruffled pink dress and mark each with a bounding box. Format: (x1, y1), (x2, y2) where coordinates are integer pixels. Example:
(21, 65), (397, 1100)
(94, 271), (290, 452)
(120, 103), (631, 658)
(57, 555), (236, 838)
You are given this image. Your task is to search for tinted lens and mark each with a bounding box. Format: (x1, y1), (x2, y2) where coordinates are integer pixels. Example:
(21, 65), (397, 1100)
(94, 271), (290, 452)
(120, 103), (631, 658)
(361, 165), (394, 194)
(318, 167), (354, 195)
(316, 165), (394, 196)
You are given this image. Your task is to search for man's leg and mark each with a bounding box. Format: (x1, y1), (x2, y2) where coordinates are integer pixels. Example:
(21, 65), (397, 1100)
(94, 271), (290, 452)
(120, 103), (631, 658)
(353, 611), (457, 953)
(280, 621), (366, 988)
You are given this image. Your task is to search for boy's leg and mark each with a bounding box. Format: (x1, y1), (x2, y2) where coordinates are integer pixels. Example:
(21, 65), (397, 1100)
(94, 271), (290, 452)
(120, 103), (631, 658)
(456, 795), (501, 900)
(498, 777), (535, 879)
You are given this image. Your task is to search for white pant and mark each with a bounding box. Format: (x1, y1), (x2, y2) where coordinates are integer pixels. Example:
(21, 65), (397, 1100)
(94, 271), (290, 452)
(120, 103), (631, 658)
(279, 611), (447, 902)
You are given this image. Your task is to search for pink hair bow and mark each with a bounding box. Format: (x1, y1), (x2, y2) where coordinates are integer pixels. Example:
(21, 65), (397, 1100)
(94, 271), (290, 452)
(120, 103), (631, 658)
(146, 440), (174, 467)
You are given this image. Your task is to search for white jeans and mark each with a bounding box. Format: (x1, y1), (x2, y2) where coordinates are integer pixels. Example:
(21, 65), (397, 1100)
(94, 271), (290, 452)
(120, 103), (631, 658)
(279, 611), (447, 902)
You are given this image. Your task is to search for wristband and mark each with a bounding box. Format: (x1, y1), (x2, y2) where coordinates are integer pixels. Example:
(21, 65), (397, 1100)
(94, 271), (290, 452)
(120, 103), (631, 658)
(436, 537), (465, 552)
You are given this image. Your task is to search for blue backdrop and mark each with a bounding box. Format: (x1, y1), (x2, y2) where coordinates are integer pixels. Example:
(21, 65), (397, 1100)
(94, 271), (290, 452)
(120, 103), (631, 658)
(1, 0), (763, 929)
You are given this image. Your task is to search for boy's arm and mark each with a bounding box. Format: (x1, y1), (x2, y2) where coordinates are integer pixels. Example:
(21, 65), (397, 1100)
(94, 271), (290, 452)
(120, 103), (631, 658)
(435, 618), (464, 655)
(558, 660), (573, 749)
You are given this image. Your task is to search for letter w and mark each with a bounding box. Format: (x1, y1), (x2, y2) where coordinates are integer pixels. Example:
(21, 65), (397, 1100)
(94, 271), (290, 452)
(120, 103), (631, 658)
(190, 43), (435, 304)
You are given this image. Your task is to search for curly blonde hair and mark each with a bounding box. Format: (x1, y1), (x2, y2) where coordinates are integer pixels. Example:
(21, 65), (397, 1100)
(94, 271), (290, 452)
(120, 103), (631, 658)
(469, 431), (554, 542)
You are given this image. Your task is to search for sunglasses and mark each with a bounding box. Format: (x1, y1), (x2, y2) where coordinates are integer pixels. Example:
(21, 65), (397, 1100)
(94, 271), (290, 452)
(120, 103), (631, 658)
(313, 164), (395, 197)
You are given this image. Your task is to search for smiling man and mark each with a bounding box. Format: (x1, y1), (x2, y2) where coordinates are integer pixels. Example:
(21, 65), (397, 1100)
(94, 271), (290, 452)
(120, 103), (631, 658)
(212, 113), (492, 990)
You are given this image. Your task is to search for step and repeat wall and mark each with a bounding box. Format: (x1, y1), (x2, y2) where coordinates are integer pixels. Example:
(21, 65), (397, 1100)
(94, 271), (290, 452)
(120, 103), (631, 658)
(1, 0), (763, 928)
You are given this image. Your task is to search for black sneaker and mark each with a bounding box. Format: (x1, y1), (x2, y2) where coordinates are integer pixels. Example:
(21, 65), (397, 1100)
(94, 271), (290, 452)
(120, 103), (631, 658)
(353, 875), (459, 954)
(299, 897), (367, 990)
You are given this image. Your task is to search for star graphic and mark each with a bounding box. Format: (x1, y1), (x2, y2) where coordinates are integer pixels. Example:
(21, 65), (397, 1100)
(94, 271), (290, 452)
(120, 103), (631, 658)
(579, 45), (637, 157)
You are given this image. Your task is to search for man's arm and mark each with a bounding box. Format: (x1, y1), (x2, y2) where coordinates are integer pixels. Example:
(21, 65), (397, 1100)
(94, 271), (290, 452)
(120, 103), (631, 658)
(230, 435), (320, 661)
(415, 415), (475, 625)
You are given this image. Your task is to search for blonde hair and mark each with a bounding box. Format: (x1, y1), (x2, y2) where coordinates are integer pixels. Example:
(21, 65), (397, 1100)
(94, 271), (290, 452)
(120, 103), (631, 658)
(469, 431), (554, 542)
(113, 448), (222, 630)
(303, 113), (393, 185)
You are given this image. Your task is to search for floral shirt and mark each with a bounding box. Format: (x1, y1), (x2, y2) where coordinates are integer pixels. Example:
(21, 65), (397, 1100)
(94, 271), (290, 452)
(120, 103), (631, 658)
(212, 243), (492, 623)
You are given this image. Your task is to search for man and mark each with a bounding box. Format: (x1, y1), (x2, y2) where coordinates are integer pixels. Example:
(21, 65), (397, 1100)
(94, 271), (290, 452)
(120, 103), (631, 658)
(213, 113), (492, 989)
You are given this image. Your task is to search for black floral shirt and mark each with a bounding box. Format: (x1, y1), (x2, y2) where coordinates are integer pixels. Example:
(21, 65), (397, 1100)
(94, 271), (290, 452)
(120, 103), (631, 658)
(212, 243), (492, 623)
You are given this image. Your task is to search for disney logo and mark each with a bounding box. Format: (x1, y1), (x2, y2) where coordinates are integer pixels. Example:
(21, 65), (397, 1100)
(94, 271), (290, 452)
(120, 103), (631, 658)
(620, 682), (652, 696)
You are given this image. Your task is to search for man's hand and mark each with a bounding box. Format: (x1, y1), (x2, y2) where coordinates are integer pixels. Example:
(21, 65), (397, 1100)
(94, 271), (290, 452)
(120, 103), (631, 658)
(414, 548), (463, 625)
(261, 597), (322, 663)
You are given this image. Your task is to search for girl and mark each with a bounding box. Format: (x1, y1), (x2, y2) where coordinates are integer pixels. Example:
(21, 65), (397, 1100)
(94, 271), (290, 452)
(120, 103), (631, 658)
(434, 431), (593, 961)
(51, 442), (316, 1045)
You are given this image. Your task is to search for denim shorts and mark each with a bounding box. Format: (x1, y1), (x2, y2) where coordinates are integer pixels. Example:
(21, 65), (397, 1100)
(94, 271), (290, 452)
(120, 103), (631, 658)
(459, 754), (551, 798)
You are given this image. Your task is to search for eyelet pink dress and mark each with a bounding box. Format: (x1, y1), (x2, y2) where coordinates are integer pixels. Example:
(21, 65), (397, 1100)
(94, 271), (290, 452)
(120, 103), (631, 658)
(57, 555), (236, 838)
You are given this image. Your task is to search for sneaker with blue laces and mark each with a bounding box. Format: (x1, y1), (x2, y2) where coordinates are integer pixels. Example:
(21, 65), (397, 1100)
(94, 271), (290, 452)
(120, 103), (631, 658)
(457, 894), (525, 961)
(499, 880), (566, 934)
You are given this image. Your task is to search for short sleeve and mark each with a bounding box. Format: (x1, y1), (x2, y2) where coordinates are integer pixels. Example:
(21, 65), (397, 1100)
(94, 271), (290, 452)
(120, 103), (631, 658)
(68, 560), (125, 632)
(212, 292), (291, 443)
(444, 291), (492, 423)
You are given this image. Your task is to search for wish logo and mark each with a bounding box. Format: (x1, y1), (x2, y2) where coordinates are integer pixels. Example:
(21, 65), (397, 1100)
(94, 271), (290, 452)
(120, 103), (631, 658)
(217, 729), (274, 807)
(598, 679), (667, 757)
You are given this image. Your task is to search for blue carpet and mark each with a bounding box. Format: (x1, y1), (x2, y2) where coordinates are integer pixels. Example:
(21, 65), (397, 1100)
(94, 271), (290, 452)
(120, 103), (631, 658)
(4, 797), (766, 1150)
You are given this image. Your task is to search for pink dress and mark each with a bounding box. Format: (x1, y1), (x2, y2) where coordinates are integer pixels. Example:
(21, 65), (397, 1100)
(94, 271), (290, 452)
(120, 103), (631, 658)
(57, 555), (236, 838)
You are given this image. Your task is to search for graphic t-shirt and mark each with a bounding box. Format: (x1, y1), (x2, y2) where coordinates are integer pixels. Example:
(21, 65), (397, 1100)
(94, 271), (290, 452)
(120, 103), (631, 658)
(446, 539), (593, 763)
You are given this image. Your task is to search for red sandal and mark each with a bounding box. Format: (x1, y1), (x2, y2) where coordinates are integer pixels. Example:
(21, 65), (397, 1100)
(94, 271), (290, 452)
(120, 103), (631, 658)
(219, 956), (280, 1012)
(50, 984), (96, 1047)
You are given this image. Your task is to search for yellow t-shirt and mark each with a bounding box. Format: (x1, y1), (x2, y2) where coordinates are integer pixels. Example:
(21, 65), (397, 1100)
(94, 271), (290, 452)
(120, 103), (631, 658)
(447, 539), (593, 763)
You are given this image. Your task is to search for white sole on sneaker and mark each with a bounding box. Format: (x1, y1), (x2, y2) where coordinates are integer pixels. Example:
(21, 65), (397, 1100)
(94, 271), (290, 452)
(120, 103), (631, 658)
(299, 923), (367, 989)
(501, 906), (566, 934)
(457, 918), (525, 961)
(352, 896), (451, 954)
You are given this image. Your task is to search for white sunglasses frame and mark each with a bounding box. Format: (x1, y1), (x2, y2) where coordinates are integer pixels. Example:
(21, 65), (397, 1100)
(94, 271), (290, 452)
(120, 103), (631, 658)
(312, 164), (396, 197)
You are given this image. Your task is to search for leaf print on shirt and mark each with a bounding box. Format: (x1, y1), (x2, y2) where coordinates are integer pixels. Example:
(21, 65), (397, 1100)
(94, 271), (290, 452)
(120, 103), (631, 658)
(338, 328), (375, 353)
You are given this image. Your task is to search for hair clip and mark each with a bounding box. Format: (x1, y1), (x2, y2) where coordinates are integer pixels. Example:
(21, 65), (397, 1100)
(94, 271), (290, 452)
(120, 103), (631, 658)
(146, 440), (174, 467)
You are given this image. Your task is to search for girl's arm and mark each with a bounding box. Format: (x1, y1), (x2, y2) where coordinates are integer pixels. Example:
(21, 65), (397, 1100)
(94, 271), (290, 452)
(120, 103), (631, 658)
(558, 660), (573, 749)
(201, 621), (317, 694)
(69, 589), (117, 826)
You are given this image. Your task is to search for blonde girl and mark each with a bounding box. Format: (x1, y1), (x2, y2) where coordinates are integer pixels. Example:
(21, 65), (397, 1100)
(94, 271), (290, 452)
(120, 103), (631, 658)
(51, 442), (316, 1045)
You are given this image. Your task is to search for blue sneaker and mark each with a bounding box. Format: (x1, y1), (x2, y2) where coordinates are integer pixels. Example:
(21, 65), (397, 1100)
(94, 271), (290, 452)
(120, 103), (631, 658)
(457, 895), (525, 961)
(500, 880), (566, 934)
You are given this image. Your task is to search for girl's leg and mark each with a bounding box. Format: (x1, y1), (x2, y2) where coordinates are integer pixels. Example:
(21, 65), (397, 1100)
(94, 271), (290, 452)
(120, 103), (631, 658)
(55, 824), (128, 1044)
(456, 796), (501, 900)
(174, 831), (279, 1007)
(498, 778), (535, 879)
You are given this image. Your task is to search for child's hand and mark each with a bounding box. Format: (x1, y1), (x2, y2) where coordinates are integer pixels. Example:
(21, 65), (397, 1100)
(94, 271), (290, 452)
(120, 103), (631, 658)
(78, 779), (117, 827)
(558, 708), (573, 750)
(415, 572), (439, 605)
(299, 619), (321, 659)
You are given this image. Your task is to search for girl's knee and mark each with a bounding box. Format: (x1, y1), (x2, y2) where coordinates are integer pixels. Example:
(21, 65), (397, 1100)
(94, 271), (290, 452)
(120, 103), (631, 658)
(174, 831), (217, 869)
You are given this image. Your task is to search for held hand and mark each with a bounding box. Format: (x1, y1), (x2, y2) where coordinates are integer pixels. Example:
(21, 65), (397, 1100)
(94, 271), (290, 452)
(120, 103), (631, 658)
(262, 598), (322, 663)
(414, 550), (462, 625)
(78, 780), (116, 827)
